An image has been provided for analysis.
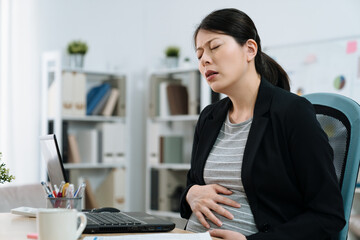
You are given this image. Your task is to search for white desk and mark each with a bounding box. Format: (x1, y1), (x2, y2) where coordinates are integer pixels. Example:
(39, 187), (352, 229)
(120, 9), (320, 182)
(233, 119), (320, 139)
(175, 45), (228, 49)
(0, 213), (219, 240)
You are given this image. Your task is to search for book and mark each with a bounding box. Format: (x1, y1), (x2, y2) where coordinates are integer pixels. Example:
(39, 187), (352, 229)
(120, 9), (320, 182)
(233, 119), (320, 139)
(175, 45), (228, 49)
(150, 169), (159, 210)
(159, 136), (183, 164)
(86, 83), (111, 115)
(149, 77), (181, 117)
(76, 129), (99, 164)
(101, 88), (119, 117)
(166, 84), (189, 115)
(91, 88), (111, 115)
(67, 134), (81, 163)
(62, 121), (69, 163)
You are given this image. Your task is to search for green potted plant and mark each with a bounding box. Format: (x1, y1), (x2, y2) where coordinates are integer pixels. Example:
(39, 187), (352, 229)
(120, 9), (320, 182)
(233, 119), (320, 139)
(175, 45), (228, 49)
(67, 40), (88, 69)
(0, 153), (15, 184)
(164, 46), (180, 68)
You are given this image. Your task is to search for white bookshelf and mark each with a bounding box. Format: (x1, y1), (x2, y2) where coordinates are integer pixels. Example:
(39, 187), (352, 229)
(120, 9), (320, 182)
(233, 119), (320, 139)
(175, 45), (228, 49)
(40, 51), (130, 211)
(145, 67), (211, 220)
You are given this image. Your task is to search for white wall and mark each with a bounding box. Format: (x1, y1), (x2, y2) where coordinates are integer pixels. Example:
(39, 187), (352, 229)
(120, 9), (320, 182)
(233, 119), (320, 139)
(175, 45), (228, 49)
(2, 0), (360, 210)
(0, 0), (40, 184)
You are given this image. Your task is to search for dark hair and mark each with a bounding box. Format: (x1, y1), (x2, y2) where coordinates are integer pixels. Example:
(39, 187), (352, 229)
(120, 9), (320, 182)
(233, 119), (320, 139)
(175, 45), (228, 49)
(194, 8), (290, 91)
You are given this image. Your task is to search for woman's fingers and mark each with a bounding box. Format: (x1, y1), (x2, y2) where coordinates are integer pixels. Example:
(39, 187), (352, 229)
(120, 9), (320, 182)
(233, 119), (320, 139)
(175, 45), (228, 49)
(195, 211), (210, 229)
(187, 184), (242, 227)
(209, 229), (228, 238)
(213, 184), (233, 195)
(211, 203), (234, 220)
(216, 194), (241, 208)
(200, 206), (223, 227)
(209, 229), (246, 240)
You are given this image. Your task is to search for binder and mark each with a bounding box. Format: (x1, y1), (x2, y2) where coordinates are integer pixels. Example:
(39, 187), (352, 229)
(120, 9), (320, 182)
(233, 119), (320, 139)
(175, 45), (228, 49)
(73, 73), (86, 116)
(62, 72), (73, 116)
(76, 129), (99, 164)
(99, 123), (125, 163)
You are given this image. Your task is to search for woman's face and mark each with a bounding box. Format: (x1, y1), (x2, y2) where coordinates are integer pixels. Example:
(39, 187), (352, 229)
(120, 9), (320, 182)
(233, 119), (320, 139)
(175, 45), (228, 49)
(196, 29), (253, 93)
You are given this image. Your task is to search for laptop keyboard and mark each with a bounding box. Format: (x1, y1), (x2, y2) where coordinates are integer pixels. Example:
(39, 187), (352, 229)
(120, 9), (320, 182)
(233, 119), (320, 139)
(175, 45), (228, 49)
(85, 212), (142, 226)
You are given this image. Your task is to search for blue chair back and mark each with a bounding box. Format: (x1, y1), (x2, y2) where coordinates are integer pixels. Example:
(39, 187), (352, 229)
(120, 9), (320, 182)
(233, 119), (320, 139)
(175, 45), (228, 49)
(304, 93), (360, 240)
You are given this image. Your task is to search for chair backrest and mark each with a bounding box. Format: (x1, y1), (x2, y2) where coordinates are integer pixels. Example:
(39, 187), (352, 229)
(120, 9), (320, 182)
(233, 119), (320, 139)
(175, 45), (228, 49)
(304, 93), (360, 240)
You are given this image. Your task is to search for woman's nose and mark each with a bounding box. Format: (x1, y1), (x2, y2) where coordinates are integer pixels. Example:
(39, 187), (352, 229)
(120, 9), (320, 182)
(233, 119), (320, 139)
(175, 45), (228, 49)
(200, 52), (211, 67)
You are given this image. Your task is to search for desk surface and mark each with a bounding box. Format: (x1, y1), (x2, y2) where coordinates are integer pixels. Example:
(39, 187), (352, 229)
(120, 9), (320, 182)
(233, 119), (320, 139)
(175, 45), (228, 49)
(0, 213), (219, 240)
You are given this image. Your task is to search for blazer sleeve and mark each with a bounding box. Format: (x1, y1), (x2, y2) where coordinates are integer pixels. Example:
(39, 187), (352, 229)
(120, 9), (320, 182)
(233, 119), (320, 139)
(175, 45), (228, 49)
(247, 97), (345, 240)
(179, 105), (211, 219)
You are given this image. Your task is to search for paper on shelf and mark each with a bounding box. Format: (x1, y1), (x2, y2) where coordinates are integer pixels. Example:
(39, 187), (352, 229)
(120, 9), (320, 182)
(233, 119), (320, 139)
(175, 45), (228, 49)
(83, 232), (212, 240)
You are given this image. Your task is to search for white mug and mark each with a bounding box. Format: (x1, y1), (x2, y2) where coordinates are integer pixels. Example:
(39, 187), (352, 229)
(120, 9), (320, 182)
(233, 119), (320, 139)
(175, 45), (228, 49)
(37, 208), (87, 240)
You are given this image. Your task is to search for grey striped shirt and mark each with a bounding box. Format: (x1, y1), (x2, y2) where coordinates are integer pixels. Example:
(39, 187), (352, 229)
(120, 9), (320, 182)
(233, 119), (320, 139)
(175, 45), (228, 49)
(186, 113), (258, 236)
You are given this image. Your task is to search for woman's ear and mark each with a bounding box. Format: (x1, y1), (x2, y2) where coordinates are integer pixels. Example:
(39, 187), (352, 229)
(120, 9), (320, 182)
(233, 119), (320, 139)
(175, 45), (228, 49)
(245, 39), (258, 62)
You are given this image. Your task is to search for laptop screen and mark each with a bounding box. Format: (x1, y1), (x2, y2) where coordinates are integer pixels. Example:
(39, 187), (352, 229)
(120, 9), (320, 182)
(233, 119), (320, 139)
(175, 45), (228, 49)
(39, 134), (68, 186)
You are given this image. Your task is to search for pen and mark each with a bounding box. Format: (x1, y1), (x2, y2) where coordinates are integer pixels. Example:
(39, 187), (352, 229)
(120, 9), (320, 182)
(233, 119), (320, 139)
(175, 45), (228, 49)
(53, 184), (59, 194)
(74, 182), (86, 198)
(62, 182), (69, 197)
(46, 184), (53, 196)
(66, 184), (74, 198)
(58, 181), (65, 197)
(40, 181), (53, 197)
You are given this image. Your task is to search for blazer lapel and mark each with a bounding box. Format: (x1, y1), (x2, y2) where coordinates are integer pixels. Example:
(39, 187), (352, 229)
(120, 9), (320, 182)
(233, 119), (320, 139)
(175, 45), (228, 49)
(196, 98), (231, 184)
(242, 79), (275, 212)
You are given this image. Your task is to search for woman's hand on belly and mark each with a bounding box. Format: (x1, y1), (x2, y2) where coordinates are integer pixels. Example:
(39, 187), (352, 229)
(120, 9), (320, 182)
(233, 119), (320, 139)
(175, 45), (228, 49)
(209, 229), (247, 240)
(186, 184), (241, 228)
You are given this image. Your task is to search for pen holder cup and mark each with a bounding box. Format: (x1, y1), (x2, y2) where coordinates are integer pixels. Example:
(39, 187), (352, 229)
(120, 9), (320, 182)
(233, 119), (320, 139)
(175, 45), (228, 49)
(46, 197), (83, 212)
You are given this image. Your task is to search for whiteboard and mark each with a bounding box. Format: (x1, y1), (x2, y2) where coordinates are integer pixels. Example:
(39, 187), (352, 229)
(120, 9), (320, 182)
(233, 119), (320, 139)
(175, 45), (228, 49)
(265, 37), (360, 104)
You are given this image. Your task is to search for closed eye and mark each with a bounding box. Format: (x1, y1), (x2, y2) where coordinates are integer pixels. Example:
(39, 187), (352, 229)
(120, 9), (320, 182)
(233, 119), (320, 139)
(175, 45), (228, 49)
(211, 45), (220, 50)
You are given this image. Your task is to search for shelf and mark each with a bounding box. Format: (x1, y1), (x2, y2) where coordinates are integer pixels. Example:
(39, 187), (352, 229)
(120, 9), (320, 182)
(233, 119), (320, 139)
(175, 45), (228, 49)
(46, 67), (127, 77)
(48, 116), (125, 123)
(64, 162), (126, 170)
(151, 115), (199, 122)
(150, 163), (190, 170)
(149, 67), (198, 76)
(42, 51), (130, 211)
(148, 210), (181, 219)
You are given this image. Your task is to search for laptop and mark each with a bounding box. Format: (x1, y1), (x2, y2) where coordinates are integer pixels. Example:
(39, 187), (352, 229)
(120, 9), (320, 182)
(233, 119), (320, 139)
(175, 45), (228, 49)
(39, 134), (175, 233)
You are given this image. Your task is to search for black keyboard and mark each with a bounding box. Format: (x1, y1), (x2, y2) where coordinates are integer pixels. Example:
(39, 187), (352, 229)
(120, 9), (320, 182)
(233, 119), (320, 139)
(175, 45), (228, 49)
(85, 212), (142, 226)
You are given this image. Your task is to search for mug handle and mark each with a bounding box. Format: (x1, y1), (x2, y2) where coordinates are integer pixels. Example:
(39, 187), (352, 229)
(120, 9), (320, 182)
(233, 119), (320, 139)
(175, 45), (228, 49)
(75, 212), (87, 239)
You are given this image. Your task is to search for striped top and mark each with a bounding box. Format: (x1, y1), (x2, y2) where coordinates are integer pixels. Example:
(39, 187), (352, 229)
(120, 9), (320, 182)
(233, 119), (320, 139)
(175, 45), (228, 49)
(186, 113), (258, 236)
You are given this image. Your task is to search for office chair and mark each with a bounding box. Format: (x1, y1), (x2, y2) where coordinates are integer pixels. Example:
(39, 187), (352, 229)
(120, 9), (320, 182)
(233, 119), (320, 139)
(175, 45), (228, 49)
(304, 93), (360, 240)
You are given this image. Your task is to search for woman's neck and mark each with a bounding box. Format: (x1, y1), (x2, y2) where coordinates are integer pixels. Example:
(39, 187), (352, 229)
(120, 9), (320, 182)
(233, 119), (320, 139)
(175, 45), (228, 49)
(227, 74), (261, 124)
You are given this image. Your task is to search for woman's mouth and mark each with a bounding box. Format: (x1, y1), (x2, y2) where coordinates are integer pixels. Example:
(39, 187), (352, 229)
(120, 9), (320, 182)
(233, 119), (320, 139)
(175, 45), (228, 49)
(205, 70), (219, 81)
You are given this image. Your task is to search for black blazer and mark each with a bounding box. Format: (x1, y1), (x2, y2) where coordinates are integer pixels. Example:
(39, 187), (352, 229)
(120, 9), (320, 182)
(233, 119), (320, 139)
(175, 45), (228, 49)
(180, 79), (345, 240)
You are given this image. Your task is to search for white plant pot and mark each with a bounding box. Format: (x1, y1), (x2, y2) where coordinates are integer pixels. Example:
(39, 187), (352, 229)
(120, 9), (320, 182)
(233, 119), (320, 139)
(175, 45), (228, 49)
(165, 57), (179, 68)
(70, 54), (85, 69)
